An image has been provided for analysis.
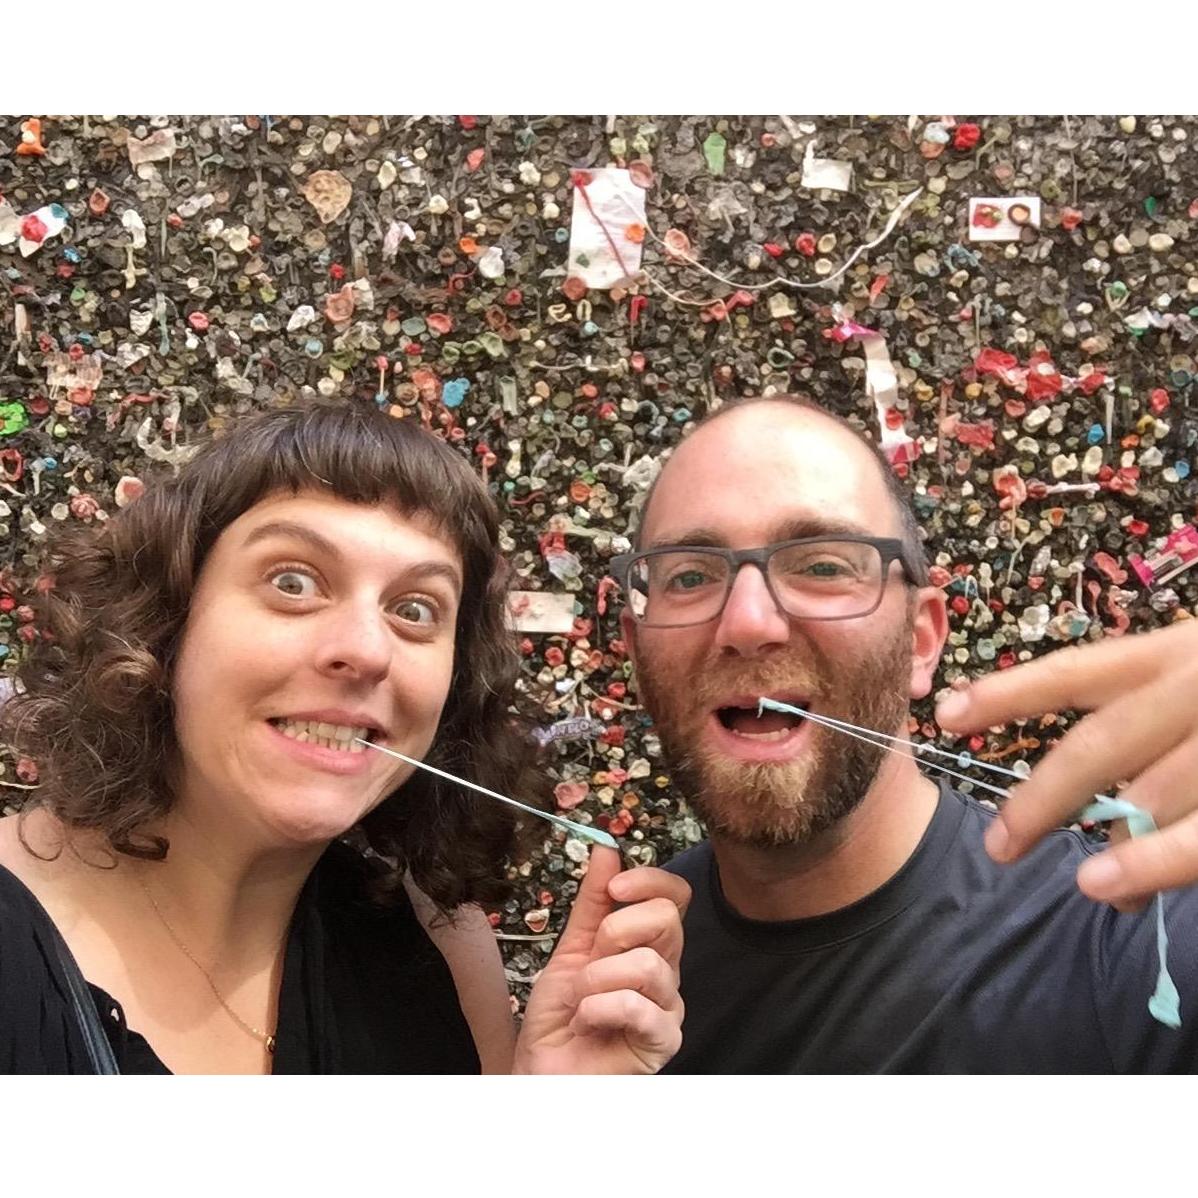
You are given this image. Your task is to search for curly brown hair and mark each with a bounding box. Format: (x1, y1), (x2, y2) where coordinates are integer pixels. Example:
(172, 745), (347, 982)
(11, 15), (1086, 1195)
(1, 401), (543, 911)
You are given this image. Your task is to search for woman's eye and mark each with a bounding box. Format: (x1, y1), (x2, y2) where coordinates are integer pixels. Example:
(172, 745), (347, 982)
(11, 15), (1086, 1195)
(270, 570), (319, 598)
(394, 598), (437, 626)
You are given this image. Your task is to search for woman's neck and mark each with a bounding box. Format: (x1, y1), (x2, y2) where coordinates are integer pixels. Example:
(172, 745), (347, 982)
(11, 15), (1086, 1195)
(18, 804), (324, 971)
(126, 805), (326, 967)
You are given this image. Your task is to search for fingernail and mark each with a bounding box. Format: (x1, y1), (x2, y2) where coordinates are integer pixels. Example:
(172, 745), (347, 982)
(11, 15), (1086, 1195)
(936, 691), (969, 721)
(985, 819), (1012, 862)
(608, 875), (630, 899)
(1079, 852), (1123, 895)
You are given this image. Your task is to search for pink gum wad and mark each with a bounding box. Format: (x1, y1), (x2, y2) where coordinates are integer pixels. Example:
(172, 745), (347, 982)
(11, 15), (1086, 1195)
(1129, 524), (1198, 587)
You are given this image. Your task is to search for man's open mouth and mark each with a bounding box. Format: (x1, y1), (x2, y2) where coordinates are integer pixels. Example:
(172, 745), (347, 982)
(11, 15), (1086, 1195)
(714, 699), (809, 743)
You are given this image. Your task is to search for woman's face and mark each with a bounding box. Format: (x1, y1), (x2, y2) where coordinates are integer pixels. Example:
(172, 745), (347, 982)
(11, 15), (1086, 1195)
(169, 487), (463, 851)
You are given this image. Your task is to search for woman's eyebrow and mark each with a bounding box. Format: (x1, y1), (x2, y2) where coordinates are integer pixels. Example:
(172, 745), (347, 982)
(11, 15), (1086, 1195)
(242, 520), (342, 560)
(405, 560), (463, 596)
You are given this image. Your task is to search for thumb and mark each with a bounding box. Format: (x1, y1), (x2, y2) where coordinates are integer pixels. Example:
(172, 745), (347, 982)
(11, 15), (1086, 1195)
(554, 844), (622, 958)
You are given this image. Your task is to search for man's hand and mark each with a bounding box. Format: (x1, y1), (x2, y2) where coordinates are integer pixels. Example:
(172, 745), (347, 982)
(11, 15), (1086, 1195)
(513, 846), (690, 1074)
(936, 619), (1198, 909)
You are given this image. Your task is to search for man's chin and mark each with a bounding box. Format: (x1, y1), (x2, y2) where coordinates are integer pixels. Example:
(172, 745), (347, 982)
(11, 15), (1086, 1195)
(686, 755), (837, 847)
(701, 814), (827, 851)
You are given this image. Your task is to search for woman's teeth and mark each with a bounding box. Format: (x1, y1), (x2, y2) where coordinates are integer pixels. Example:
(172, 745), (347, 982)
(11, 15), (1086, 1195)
(271, 718), (372, 753)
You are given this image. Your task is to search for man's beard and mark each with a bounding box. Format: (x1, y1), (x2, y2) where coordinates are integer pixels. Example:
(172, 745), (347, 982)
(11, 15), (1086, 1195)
(635, 615), (915, 849)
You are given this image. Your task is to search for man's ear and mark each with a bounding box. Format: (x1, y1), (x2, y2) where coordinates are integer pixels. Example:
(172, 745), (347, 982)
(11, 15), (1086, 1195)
(620, 608), (639, 690)
(909, 586), (949, 701)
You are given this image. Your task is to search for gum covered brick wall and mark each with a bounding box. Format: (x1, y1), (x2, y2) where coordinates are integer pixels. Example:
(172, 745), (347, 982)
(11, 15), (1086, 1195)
(3, 115), (1198, 1001)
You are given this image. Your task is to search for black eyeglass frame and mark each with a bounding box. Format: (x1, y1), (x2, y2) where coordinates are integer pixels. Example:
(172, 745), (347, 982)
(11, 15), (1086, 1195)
(611, 535), (926, 628)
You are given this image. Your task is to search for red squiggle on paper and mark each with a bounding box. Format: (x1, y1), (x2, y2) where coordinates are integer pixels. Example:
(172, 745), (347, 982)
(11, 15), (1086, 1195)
(571, 171), (631, 280)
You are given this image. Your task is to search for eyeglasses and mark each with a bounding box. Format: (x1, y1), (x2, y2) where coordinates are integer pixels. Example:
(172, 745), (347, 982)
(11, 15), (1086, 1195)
(611, 536), (924, 629)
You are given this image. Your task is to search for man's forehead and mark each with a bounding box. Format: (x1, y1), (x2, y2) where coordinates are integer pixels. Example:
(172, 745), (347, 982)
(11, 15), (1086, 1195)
(642, 403), (894, 542)
(665, 401), (878, 476)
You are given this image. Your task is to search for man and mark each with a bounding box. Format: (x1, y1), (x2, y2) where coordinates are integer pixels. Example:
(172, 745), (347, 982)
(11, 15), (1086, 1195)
(614, 394), (1198, 1072)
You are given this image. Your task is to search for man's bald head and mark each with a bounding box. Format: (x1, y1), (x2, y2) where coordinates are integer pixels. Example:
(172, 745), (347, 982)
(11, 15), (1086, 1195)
(633, 394), (928, 586)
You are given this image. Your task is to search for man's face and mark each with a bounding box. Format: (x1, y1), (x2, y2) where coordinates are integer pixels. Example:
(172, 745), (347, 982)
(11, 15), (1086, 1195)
(624, 404), (943, 849)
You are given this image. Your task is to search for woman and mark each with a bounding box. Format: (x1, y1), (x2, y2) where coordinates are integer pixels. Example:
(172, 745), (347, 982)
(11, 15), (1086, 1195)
(0, 401), (687, 1074)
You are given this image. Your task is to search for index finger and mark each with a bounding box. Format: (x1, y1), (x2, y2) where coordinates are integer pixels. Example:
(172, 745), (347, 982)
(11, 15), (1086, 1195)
(934, 624), (1190, 733)
(608, 866), (691, 919)
(554, 845), (623, 958)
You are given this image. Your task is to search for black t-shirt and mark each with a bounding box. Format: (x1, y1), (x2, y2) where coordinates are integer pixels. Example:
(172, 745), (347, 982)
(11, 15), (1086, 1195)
(662, 782), (1198, 1073)
(0, 841), (480, 1074)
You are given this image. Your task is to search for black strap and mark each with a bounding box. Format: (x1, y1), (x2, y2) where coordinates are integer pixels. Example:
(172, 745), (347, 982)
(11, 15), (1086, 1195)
(46, 921), (120, 1075)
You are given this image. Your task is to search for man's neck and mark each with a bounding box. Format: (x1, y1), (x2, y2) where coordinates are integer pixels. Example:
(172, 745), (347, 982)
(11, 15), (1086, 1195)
(709, 754), (940, 922)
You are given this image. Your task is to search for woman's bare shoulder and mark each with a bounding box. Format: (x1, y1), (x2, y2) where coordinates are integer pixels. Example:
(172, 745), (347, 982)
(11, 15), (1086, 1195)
(0, 810), (111, 918)
(0, 810), (52, 884)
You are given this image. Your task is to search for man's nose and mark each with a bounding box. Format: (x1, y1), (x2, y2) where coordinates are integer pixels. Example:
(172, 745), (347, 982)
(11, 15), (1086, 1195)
(712, 564), (791, 658)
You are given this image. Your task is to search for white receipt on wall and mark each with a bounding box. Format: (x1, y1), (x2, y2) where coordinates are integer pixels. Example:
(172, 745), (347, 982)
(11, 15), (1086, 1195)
(567, 168), (646, 289)
(862, 336), (898, 407)
(800, 142), (853, 193)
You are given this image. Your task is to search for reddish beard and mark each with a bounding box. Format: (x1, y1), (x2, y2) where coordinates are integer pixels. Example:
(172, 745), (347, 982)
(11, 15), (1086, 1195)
(634, 618), (915, 848)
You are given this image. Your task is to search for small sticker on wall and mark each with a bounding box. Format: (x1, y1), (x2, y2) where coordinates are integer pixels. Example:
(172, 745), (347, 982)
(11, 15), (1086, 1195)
(968, 196), (1041, 242)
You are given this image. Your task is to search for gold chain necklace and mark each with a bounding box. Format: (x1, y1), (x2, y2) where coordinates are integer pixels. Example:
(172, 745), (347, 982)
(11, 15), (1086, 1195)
(134, 872), (279, 1055)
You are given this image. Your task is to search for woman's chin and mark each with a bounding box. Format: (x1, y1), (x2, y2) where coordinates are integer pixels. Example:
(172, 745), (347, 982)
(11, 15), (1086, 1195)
(250, 790), (377, 851)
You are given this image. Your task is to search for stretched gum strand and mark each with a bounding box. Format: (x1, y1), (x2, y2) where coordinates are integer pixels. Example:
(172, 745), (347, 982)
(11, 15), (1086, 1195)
(355, 739), (619, 851)
(755, 697), (1181, 1029)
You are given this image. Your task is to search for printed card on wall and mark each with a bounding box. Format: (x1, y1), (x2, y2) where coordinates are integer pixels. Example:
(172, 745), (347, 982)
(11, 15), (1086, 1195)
(507, 591), (577, 634)
(44, 351), (103, 391)
(567, 168), (646, 289)
(968, 196), (1041, 242)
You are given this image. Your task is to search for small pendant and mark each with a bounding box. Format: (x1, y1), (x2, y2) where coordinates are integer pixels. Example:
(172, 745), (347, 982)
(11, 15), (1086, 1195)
(265, 1034), (277, 1054)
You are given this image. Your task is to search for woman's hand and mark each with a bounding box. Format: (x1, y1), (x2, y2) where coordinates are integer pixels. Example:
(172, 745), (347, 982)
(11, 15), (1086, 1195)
(513, 846), (690, 1074)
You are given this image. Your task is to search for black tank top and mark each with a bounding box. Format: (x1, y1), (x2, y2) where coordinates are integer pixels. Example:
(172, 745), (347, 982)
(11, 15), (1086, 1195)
(0, 841), (480, 1074)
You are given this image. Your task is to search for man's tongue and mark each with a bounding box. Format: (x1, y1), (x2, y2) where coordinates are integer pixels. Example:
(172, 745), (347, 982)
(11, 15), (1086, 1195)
(725, 707), (800, 736)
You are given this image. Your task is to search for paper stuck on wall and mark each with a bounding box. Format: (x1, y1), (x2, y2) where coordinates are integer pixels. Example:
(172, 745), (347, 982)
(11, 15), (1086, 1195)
(507, 591), (577, 633)
(968, 196), (1041, 242)
(861, 334), (919, 465)
(800, 141), (853, 192)
(45, 351), (103, 392)
(567, 168), (646, 289)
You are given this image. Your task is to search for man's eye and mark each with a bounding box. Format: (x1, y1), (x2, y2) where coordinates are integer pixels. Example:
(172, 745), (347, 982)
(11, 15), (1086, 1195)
(666, 569), (714, 591)
(779, 556), (854, 578)
(270, 570), (319, 598)
(394, 598), (437, 626)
